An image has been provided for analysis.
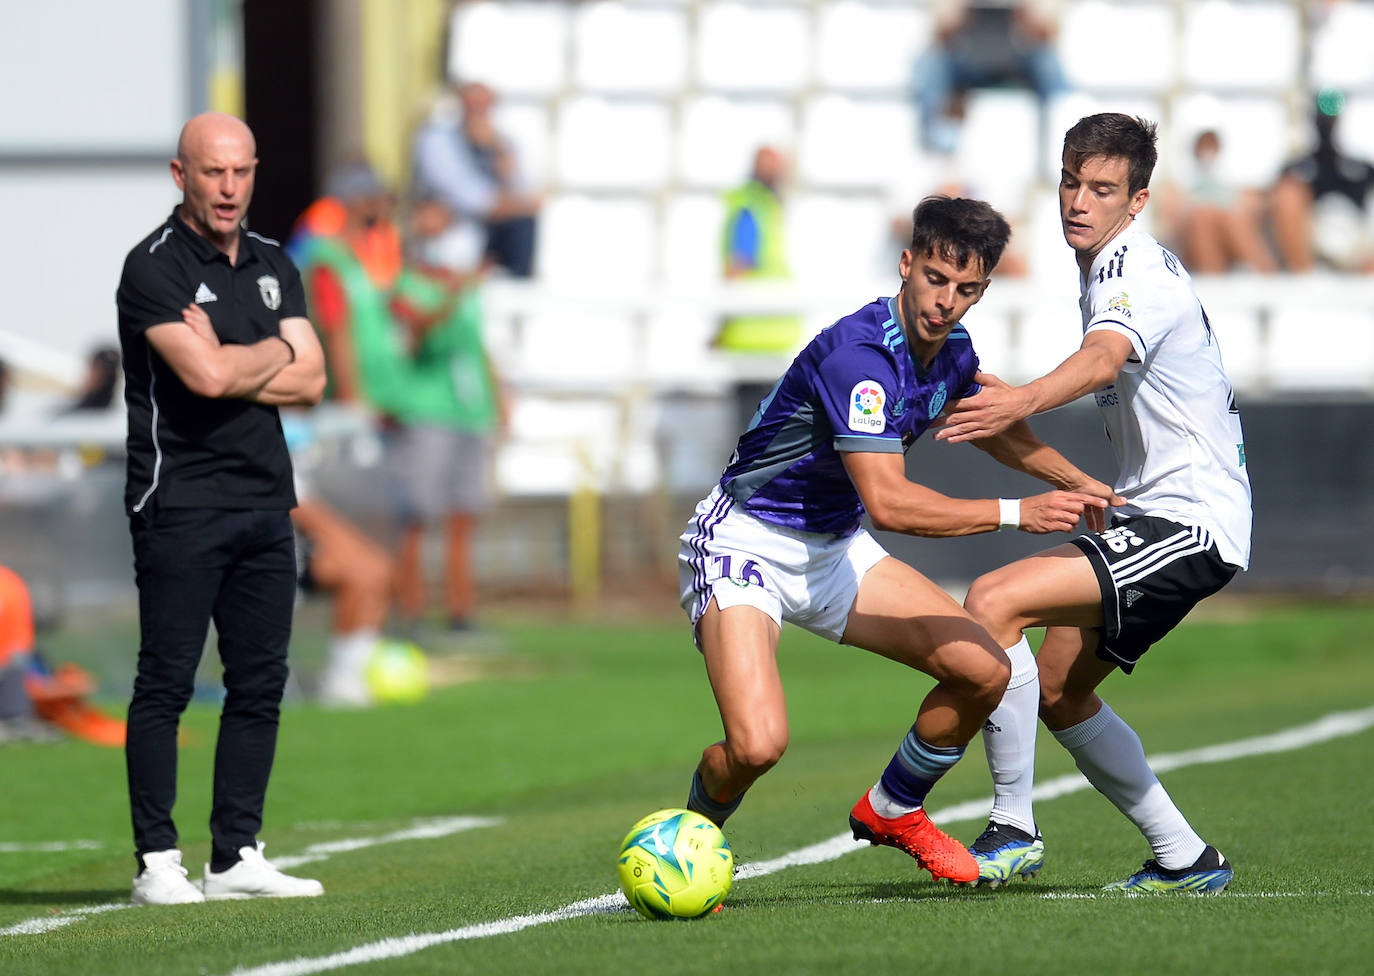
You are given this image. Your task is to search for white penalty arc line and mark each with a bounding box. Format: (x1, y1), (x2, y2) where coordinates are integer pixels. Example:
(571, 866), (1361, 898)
(0, 816), (502, 937)
(222, 704), (1374, 976)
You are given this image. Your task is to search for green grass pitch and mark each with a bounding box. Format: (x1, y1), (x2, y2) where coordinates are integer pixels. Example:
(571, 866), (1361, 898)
(2, 600), (1372, 975)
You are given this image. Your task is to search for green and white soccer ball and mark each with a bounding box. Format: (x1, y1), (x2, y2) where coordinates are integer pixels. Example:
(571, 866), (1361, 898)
(363, 639), (430, 704)
(616, 808), (733, 919)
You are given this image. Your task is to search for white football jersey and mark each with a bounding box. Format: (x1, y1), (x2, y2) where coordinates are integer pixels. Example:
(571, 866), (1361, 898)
(1078, 221), (1252, 569)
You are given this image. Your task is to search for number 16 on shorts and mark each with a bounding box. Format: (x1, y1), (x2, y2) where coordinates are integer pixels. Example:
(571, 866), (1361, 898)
(712, 554), (764, 588)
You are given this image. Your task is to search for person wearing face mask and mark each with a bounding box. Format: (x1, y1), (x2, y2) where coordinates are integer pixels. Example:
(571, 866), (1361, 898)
(293, 161), (404, 404)
(1272, 88), (1374, 272)
(1163, 129), (1276, 274)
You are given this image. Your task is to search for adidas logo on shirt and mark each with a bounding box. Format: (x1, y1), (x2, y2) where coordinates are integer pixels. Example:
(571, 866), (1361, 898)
(194, 282), (218, 304)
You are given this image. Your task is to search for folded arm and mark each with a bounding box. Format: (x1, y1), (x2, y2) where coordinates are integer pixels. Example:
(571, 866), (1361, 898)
(145, 312), (294, 400)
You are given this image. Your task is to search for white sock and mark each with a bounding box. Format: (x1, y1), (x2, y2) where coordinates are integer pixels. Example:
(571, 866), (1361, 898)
(868, 782), (918, 819)
(982, 636), (1039, 836)
(1051, 702), (1206, 870)
(326, 630), (378, 677)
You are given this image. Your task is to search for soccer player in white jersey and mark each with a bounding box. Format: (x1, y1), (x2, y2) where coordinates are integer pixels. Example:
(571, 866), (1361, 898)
(936, 114), (1252, 892)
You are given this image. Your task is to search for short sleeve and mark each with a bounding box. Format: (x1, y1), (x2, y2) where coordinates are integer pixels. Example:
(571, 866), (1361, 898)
(277, 259), (308, 319)
(1084, 264), (1170, 374)
(116, 252), (185, 336)
(816, 342), (905, 454)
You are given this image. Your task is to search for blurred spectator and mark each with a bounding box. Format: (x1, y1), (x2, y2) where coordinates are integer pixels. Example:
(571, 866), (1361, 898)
(282, 412), (396, 708)
(59, 345), (122, 413)
(912, 1), (1068, 154)
(1162, 130), (1277, 274)
(1271, 89), (1374, 272)
(0, 563), (124, 745)
(294, 161), (405, 403)
(411, 81), (541, 278)
(715, 145), (802, 355)
(385, 200), (505, 635)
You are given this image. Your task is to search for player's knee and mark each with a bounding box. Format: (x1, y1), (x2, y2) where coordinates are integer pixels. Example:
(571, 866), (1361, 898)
(963, 574), (1025, 637)
(722, 731), (787, 777)
(969, 655), (1012, 711)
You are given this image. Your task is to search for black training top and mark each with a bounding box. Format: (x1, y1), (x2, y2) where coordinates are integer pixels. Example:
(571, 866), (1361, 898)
(117, 208), (307, 515)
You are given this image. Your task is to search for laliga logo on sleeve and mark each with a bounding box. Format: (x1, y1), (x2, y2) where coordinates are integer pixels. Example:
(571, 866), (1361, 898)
(849, 380), (886, 433)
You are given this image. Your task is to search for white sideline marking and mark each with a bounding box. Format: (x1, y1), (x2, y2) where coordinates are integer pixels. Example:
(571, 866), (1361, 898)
(0, 840), (103, 854)
(222, 704), (1374, 976)
(271, 817), (502, 868)
(0, 816), (501, 938)
(0, 903), (133, 936)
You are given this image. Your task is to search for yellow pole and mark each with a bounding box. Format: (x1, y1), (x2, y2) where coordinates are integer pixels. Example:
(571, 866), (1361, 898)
(360, 0), (448, 191)
(569, 444), (601, 608)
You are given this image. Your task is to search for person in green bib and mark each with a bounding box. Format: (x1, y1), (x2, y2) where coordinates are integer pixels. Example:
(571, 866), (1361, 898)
(384, 197), (506, 635)
(716, 145), (803, 356)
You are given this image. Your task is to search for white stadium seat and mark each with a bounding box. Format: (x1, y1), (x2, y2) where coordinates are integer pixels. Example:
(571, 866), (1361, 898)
(1058, 1), (1176, 94)
(1183, 1), (1299, 92)
(449, 1), (569, 94)
(572, 4), (689, 94)
(661, 193), (728, 285)
(536, 194), (658, 282)
(788, 192), (891, 285)
(798, 95), (916, 188)
(696, 2), (811, 92)
(491, 102), (552, 187)
(1266, 303), (1374, 392)
(815, 2), (931, 91)
(1171, 94), (1289, 189)
(677, 96), (796, 188)
(1310, 1), (1374, 90)
(554, 97), (673, 189)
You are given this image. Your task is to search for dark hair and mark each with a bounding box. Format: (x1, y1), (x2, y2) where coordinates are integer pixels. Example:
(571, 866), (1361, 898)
(1063, 113), (1159, 196)
(909, 195), (1011, 277)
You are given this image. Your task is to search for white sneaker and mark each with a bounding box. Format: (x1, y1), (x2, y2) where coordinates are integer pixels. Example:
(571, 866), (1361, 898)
(202, 842), (324, 899)
(132, 849), (206, 905)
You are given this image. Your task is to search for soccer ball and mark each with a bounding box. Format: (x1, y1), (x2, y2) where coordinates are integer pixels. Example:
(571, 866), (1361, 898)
(363, 639), (430, 704)
(616, 808), (733, 919)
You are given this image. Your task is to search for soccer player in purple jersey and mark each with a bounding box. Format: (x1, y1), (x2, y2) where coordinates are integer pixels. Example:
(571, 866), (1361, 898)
(677, 196), (1123, 883)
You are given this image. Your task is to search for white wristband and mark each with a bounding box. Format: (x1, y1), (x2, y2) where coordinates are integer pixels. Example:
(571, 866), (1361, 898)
(998, 498), (1021, 531)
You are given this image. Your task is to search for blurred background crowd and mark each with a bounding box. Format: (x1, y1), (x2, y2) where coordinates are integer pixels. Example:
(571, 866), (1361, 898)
(1, 0), (1372, 687)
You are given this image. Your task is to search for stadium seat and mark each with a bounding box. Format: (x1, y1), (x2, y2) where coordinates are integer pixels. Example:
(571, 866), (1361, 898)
(1336, 96), (1374, 166)
(798, 95), (917, 188)
(661, 193), (727, 284)
(1201, 296), (1265, 392)
(696, 2), (810, 92)
(1013, 305), (1086, 381)
(572, 4), (688, 94)
(536, 194), (658, 282)
(814, 2), (931, 91)
(788, 192), (891, 284)
(1182, 2), (1299, 92)
(677, 96), (797, 189)
(1057, 1), (1176, 94)
(1171, 94), (1289, 189)
(490, 101), (551, 187)
(554, 97), (673, 189)
(953, 89), (1040, 208)
(1266, 301), (1374, 392)
(1309, 1), (1374, 90)
(448, 1), (569, 94)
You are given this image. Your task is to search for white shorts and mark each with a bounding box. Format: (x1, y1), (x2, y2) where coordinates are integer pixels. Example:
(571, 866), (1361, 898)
(678, 485), (889, 644)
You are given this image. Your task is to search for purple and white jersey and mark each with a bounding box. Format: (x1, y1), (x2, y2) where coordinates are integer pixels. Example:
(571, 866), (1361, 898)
(720, 296), (980, 537)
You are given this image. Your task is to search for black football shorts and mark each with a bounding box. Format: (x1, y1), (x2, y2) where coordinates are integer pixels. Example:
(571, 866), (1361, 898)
(1070, 515), (1238, 673)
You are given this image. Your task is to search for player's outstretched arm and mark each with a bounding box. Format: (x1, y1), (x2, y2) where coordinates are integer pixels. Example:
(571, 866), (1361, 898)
(841, 450), (1108, 537)
(974, 420), (1125, 532)
(935, 331), (1133, 443)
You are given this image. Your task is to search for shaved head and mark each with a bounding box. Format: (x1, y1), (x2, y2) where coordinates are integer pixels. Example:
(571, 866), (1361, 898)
(177, 112), (256, 165)
(171, 113), (258, 259)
